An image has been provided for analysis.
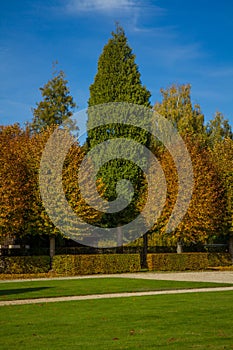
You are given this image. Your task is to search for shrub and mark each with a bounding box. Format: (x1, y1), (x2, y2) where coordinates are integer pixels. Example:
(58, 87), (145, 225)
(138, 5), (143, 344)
(0, 256), (50, 274)
(207, 253), (232, 267)
(52, 254), (141, 275)
(147, 253), (232, 271)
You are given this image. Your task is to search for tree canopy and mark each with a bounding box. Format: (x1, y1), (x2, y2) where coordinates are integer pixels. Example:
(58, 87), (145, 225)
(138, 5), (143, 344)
(154, 84), (205, 137)
(30, 68), (77, 133)
(1, 25), (233, 254)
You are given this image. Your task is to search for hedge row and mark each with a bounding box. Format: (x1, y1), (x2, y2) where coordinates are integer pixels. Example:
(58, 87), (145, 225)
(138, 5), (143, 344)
(0, 256), (50, 274)
(207, 253), (232, 267)
(147, 253), (232, 271)
(52, 254), (141, 275)
(0, 253), (231, 275)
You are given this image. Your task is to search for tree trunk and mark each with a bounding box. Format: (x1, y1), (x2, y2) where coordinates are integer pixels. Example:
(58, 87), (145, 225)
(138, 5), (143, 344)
(49, 235), (55, 268)
(116, 225), (123, 253)
(229, 234), (233, 263)
(177, 240), (183, 254)
(141, 233), (148, 269)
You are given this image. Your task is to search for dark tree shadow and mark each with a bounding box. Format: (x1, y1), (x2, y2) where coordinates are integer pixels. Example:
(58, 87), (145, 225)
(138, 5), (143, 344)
(0, 287), (52, 297)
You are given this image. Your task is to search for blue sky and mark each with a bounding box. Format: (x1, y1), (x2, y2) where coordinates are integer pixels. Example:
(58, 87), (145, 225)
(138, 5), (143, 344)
(1, 0), (233, 130)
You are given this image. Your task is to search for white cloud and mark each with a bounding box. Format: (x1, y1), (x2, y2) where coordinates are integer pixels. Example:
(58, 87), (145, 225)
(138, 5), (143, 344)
(65, 0), (138, 13)
(62, 0), (165, 33)
(63, 0), (165, 33)
(206, 66), (233, 78)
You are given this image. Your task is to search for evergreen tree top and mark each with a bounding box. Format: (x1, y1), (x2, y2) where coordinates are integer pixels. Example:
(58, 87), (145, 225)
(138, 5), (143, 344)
(30, 66), (77, 133)
(88, 24), (151, 107)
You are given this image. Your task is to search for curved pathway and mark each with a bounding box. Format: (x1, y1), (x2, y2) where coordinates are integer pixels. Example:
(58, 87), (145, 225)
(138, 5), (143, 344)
(1, 271), (233, 284)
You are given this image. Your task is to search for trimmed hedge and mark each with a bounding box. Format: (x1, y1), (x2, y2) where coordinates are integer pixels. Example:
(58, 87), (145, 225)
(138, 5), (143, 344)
(0, 252), (230, 275)
(52, 254), (141, 275)
(207, 253), (232, 267)
(0, 256), (50, 274)
(147, 253), (232, 271)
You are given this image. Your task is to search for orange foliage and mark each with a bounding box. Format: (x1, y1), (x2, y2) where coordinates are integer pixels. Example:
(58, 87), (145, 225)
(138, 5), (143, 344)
(150, 136), (226, 245)
(0, 124), (104, 242)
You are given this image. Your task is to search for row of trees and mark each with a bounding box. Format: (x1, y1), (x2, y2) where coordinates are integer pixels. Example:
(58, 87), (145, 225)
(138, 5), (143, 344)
(0, 124), (105, 252)
(0, 24), (232, 257)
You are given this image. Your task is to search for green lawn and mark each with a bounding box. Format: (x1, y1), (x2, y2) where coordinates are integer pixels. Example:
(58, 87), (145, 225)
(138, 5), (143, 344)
(0, 291), (233, 349)
(0, 277), (232, 301)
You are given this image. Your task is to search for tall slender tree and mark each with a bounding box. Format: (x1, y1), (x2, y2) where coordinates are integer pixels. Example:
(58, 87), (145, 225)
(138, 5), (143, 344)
(86, 24), (151, 250)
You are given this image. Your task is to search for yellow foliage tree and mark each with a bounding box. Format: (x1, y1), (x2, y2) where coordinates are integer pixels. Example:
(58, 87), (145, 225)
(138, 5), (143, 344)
(0, 124), (104, 254)
(154, 84), (204, 136)
(149, 136), (226, 251)
(211, 138), (233, 256)
(0, 125), (34, 243)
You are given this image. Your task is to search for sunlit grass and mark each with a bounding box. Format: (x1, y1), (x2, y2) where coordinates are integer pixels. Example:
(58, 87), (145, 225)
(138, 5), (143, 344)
(0, 277), (232, 301)
(0, 291), (233, 349)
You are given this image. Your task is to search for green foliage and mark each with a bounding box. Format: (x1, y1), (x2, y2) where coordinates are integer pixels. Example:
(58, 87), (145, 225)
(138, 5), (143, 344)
(87, 25), (151, 228)
(147, 253), (232, 271)
(52, 254), (141, 275)
(30, 68), (77, 133)
(88, 24), (151, 107)
(0, 256), (50, 274)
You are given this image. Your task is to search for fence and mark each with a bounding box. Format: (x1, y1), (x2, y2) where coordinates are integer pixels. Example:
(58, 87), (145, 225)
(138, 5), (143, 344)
(0, 244), (228, 257)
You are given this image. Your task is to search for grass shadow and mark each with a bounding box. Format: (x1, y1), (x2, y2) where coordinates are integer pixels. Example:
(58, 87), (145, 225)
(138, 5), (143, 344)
(0, 287), (52, 297)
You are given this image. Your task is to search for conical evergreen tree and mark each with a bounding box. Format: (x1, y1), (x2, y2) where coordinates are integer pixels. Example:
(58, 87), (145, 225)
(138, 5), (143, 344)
(86, 25), (152, 247)
(30, 66), (77, 133)
(88, 24), (151, 107)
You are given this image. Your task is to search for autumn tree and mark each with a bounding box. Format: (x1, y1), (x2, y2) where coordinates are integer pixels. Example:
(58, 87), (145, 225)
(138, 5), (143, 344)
(149, 136), (226, 252)
(0, 123), (104, 256)
(27, 126), (105, 256)
(206, 111), (232, 146)
(154, 84), (205, 137)
(205, 112), (233, 256)
(211, 137), (233, 258)
(0, 125), (34, 243)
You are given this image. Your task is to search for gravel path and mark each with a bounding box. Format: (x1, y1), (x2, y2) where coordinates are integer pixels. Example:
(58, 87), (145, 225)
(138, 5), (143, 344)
(1, 271), (233, 284)
(1, 286), (233, 306)
(0, 271), (233, 306)
(116, 271), (233, 283)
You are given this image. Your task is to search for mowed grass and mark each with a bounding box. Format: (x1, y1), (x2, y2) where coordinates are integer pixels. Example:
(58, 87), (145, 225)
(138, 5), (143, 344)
(0, 277), (232, 301)
(0, 291), (233, 349)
